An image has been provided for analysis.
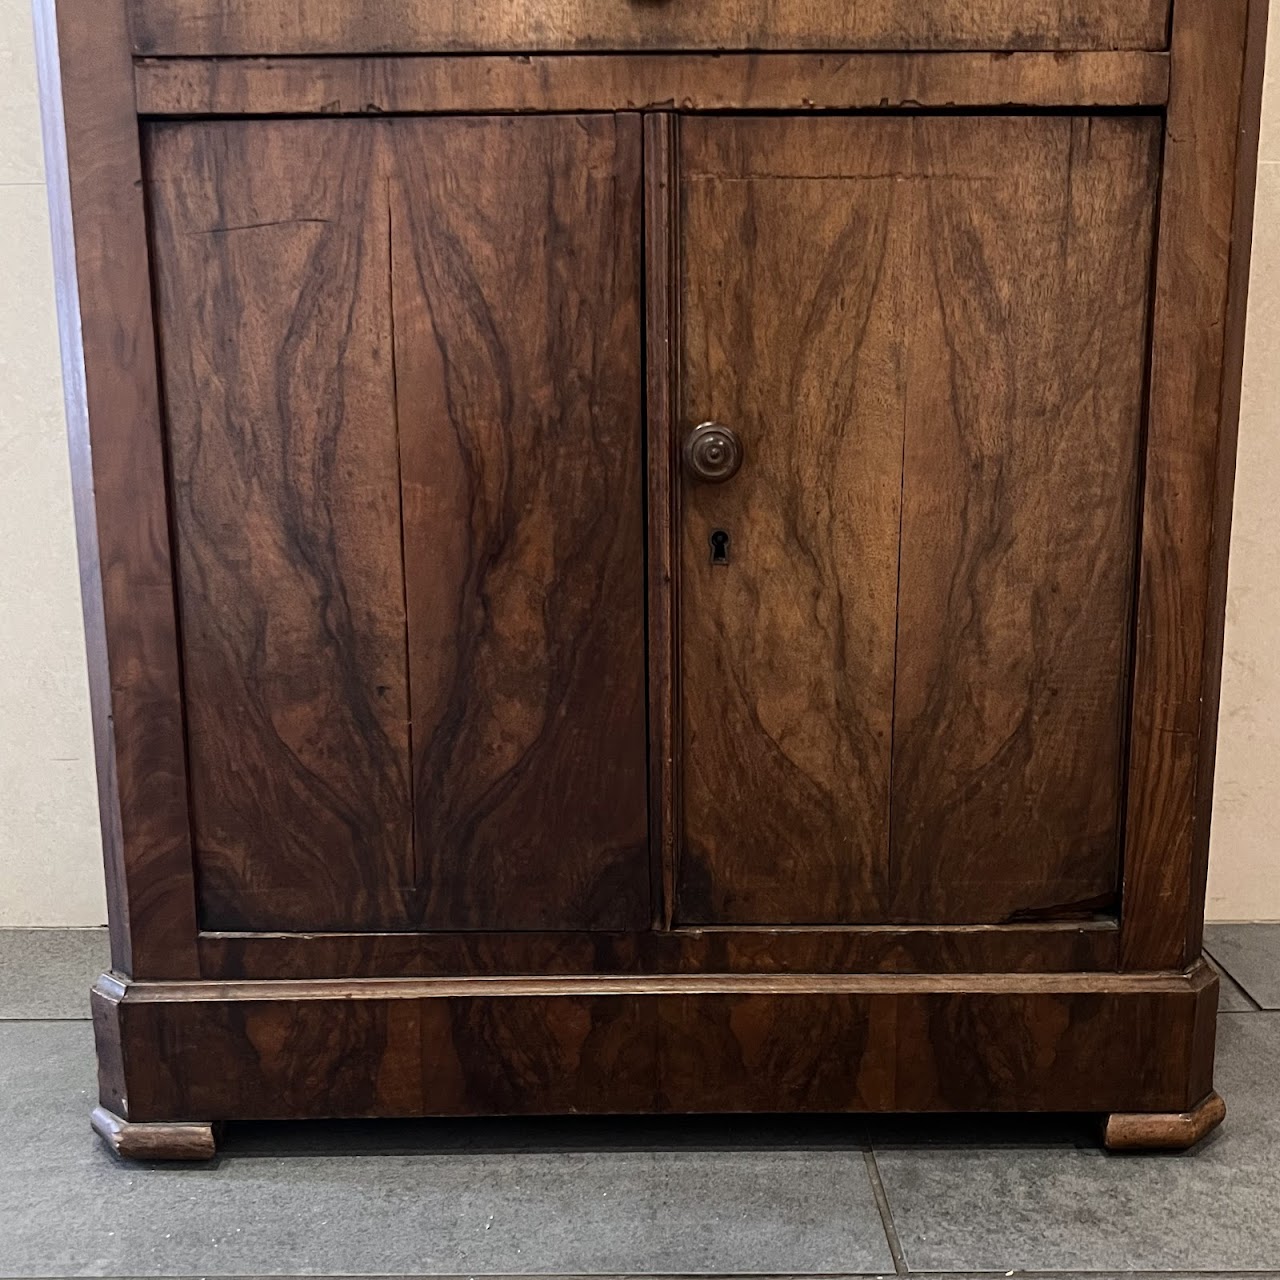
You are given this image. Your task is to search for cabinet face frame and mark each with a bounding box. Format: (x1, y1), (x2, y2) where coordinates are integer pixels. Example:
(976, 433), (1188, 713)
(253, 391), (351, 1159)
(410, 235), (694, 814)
(35, 0), (1268, 979)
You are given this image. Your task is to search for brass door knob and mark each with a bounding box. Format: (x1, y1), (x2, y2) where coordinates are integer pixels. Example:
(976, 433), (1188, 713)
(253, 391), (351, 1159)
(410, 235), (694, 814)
(684, 421), (744, 483)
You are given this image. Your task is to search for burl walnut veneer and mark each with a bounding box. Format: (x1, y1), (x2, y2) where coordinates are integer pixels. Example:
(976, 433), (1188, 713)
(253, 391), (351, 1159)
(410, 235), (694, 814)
(35, 0), (1266, 1158)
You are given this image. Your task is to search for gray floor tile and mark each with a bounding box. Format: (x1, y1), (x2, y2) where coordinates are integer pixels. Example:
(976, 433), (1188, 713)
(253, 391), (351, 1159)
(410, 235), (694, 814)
(0, 927), (109, 1019)
(0, 1021), (894, 1278)
(1209, 953), (1258, 1011)
(1206, 922), (1280, 1009)
(870, 1011), (1280, 1272)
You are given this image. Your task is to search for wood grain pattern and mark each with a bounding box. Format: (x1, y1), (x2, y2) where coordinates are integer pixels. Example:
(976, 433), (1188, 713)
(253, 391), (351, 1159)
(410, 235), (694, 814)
(1104, 1090), (1226, 1152)
(90, 1107), (217, 1161)
(1121, 0), (1263, 970)
(889, 115), (1160, 922)
(677, 116), (904, 924)
(33, 0), (199, 978)
(126, 0), (1171, 55)
(133, 52), (1172, 117)
(147, 121), (414, 932)
(95, 963), (1218, 1129)
(91, 975), (128, 1116)
(390, 116), (649, 930)
(197, 921), (1120, 978)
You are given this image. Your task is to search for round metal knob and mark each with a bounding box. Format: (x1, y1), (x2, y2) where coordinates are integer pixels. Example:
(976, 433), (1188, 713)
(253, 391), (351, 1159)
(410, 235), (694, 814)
(684, 421), (744, 484)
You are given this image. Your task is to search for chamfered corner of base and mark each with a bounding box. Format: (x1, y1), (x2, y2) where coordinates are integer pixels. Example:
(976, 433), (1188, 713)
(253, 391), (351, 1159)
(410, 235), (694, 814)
(90, 1105), (218, 1161)
(1103, 1089), (1226, 1152)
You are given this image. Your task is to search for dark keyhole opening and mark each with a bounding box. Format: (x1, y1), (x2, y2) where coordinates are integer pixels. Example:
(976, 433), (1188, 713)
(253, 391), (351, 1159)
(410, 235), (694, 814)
(710, 529), (731, 566)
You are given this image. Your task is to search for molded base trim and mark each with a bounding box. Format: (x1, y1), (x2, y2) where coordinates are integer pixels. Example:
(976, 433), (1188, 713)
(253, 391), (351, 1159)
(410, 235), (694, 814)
(91, 1106), (217, 1161)
(91, 963), (1219, 1131)
(1104, 1089), (1227, 1151)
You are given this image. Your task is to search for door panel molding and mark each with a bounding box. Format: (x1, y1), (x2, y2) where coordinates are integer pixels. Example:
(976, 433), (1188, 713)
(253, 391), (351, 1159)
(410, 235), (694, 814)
(195, 920), (1121, 979)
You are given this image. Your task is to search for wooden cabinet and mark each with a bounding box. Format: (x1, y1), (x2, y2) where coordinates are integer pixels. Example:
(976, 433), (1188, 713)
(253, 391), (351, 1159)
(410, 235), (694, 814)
(35, 0), (1266, 1160)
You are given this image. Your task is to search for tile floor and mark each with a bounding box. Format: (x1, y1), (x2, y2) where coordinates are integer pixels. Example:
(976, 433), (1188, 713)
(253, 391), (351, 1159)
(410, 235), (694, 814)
(1, 925), (1278, 1278)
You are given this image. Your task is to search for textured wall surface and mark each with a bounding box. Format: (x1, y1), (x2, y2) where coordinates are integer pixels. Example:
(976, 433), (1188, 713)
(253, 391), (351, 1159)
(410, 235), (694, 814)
(0, 0), (1275, 924)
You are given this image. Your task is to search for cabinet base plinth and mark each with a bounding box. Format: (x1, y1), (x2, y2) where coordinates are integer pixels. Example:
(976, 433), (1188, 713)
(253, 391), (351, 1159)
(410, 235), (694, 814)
(1104, 1090), (1226, 1152)
(90, 962), (1220, 1145)
(90, 1106), (217, 1161)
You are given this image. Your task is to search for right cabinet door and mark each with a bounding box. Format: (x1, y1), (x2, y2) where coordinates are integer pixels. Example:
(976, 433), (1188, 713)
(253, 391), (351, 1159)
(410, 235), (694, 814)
(676, 114), (1161, 926)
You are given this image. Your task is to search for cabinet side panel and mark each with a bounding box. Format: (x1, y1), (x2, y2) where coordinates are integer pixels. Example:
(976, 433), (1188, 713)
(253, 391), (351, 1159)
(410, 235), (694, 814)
(146, 120), (415, 931)
(33, 0), (198, 976)
(1190, 0), (1272, 959)
(1121, 0), (1264, 969)
(391, 116), (650, 931)
(891, 115), (1160, 922)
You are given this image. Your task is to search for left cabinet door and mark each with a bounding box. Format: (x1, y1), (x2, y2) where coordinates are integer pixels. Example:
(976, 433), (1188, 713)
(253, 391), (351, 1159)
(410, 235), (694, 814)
(146, 116), (649, 933)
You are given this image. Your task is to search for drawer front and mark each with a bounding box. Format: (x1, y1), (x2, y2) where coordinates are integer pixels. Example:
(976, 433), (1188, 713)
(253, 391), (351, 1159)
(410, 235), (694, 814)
(128, 0), (1172, 56)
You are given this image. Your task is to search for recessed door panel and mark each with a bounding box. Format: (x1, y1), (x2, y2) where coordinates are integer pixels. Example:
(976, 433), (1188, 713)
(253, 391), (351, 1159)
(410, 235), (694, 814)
(675, 114), (1159, 925)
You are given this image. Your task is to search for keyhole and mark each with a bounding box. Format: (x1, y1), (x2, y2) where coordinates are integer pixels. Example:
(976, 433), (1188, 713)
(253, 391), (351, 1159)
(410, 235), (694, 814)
(710, 529), (731, 566)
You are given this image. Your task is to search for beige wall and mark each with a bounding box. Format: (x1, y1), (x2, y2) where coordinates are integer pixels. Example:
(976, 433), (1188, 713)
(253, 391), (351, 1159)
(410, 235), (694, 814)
(0, 0), (103, 926)
(1208, 5), (1280, 921)
(0, 0), (1276, 925)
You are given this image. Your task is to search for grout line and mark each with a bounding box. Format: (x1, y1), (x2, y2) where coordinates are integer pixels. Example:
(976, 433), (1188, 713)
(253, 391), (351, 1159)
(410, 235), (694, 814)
(1205, 948), (1265, 1011)
(0, 1014), (93, 1023)
(863, 1149), (909, 1276)
(27, 1272), (1278, 1280)
(0, 1273), (913, 1280)
(8, 1275), (1280, 1280)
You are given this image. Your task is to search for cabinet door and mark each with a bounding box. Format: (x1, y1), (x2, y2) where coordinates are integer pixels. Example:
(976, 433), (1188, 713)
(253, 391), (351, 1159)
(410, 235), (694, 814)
(676, 114), (1159, 925)
(147, 116), (648, 933)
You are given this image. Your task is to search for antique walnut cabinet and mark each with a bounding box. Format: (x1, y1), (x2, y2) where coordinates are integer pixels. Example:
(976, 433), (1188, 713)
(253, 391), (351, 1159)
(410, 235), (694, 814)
(36, 0), (1267, 1159)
